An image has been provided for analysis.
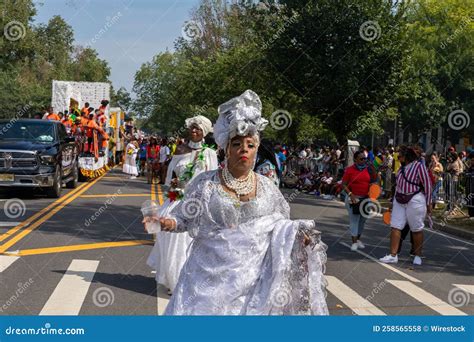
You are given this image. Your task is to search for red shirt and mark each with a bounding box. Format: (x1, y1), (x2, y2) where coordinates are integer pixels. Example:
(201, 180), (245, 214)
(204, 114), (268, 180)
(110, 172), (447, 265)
(146, 145), (160, 159)
(342, 165), (371, 196)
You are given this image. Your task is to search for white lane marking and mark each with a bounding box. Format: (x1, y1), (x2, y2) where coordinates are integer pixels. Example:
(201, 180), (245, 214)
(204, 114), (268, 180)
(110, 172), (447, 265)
(340, 242), (422, 283)
(386, 279), (467, 316)
(40, 259), (99, 315)
(326, 276), (386, 315)
(0, 221), (24, 227)
(156, 284), (170, 315)
(0, 255), (19, 272)
(453, 284), (474, 295)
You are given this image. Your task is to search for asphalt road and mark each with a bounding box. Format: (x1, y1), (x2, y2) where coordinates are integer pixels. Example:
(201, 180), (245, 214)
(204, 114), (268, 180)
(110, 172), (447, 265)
(0, 167), (472, 316)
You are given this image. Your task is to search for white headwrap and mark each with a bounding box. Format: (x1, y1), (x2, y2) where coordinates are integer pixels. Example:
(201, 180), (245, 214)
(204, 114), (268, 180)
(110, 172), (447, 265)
(214, 90), (268, 148)
(185, 115), (213, 137)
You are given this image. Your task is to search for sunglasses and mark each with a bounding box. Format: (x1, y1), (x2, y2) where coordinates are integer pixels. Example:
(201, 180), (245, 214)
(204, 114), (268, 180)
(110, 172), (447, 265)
(357, 157), (367, 161)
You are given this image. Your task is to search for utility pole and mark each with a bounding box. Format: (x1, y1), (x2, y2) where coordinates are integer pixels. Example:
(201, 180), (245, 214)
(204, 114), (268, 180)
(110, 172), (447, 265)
(393, 116), (397, 146)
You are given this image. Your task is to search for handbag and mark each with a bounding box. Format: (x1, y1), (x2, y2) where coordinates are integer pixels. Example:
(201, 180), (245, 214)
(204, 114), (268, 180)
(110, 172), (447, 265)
(350, 197), (368, 215)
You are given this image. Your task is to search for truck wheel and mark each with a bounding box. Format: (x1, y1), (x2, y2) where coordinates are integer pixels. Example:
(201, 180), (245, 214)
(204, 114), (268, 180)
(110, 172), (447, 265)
(46, 167), (62, 198)
(66, 164), (78, 189)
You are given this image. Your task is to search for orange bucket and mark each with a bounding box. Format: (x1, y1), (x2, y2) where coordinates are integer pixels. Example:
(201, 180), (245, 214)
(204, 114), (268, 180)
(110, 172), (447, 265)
(383, 211), (391, 225)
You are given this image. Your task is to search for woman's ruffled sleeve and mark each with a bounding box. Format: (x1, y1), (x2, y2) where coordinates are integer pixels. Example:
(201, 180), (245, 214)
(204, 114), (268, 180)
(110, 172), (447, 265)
(168, 171), (213, 236)
(260, 174), (290, 219)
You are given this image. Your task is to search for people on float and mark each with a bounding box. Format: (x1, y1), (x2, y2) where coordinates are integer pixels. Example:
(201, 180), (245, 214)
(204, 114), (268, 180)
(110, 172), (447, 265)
(44, 107), (60, 121)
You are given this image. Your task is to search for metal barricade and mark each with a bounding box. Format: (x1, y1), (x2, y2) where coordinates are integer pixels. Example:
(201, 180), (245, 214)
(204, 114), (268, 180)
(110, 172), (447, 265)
(439, 172), (471, 212)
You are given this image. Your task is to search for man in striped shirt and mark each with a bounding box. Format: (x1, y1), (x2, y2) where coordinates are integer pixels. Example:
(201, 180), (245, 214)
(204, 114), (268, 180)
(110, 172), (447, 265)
(380, 146), (432, 266)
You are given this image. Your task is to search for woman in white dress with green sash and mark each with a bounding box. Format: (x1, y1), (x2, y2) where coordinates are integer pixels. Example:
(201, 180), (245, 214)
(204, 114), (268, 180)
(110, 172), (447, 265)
(147, 115), (218, 293)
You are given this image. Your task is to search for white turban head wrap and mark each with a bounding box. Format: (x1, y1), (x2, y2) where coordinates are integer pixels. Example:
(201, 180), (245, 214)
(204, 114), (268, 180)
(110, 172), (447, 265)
(185, 115), (213, 137)
(214, 90), (268, 149)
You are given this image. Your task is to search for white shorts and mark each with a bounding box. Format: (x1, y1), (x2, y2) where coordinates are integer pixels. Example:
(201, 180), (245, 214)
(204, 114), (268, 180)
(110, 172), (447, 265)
(391, 192), (427, 232)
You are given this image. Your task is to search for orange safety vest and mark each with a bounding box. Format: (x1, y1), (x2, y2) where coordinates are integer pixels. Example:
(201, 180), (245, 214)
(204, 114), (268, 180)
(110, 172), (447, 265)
(46, 113), (60, 121)
(85, 119), (99, 138)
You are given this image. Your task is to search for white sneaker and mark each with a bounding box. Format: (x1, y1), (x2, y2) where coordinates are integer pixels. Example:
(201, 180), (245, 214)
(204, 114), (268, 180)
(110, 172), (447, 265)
(357, 240), (365, 249)
(130, 176), (137, 179)
(350, 243), (358, 251)
(413, 256), (422, 265)
(379, 254), (398, 263)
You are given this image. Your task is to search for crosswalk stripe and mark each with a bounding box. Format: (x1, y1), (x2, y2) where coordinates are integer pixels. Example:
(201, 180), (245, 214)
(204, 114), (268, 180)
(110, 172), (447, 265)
(156, 284), (169, 315)
(40, 259), (99, 315)
(339, 242), (422, 283)
(326, 276), (386, 315)
(0, 255), (19, 272)
(386, 279), (467, 316)
(453, 284), (474, 295)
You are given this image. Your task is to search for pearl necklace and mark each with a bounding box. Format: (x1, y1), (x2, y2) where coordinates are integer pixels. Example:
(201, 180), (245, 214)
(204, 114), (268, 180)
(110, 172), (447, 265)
(222, 166), (255, 197)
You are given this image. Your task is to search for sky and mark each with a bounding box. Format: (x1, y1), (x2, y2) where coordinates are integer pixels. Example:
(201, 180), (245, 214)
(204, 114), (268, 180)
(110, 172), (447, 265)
(33, 0), (200, 93)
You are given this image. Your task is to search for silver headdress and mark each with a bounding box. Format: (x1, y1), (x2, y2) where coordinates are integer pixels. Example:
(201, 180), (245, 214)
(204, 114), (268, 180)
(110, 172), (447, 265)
(214, 90), (268, 149)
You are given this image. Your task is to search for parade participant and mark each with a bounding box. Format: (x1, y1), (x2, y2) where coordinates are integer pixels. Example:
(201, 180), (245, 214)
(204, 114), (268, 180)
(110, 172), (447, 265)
(147, 115), (218, 294)
(99, 99), (109, 115)
(96, 108), (106, 129)
(159, 138), (171, 184)
(148, 90), (328, 315)
(45, 107), (60, 121)
(81, 102), (90, 116)
(61, 112), (73, 134)
(84, 113), (98, 154)
(123, 138), (139, 179)
(342, 151), (377, 251)
(255, 143), (279, 186)
(380, 146), (432, 266)
(138, 138), (148, 177)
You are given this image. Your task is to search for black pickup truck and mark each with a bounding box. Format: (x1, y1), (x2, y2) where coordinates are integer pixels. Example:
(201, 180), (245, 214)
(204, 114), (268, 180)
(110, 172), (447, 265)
(0, 119), (79, 197)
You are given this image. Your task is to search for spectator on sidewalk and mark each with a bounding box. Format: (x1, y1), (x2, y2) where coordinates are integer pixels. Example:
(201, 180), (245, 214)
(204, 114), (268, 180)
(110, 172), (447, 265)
(446, 151), (463, 211)
(429, 152), (443, 209)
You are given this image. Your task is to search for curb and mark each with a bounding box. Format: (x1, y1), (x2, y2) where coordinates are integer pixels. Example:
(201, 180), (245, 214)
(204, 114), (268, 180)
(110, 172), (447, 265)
(432, 220), (474, 241)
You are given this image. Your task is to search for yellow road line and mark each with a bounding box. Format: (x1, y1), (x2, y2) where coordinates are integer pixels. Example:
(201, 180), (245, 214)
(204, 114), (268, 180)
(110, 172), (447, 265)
(80, 194), (149, 198)
(4, 240), (154, 256)
(0, 182), (89, 244)
(0, 175), (105, 254)
(151, 181), (156, 201)
(157, 184), (164, 205)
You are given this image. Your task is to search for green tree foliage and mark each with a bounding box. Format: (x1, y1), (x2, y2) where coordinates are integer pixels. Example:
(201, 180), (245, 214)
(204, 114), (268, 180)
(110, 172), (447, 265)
(0, 0), (111, 118)
(134, 0), (472, 145)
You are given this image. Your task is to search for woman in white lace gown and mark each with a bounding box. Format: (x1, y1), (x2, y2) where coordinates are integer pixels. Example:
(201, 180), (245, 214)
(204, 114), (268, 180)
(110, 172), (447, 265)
(146, 116), (218, 292)
(153, 90), (328, 315)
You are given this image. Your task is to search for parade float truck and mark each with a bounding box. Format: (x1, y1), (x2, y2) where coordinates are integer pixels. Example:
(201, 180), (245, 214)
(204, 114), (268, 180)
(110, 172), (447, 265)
(51, 80), (111, 180)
